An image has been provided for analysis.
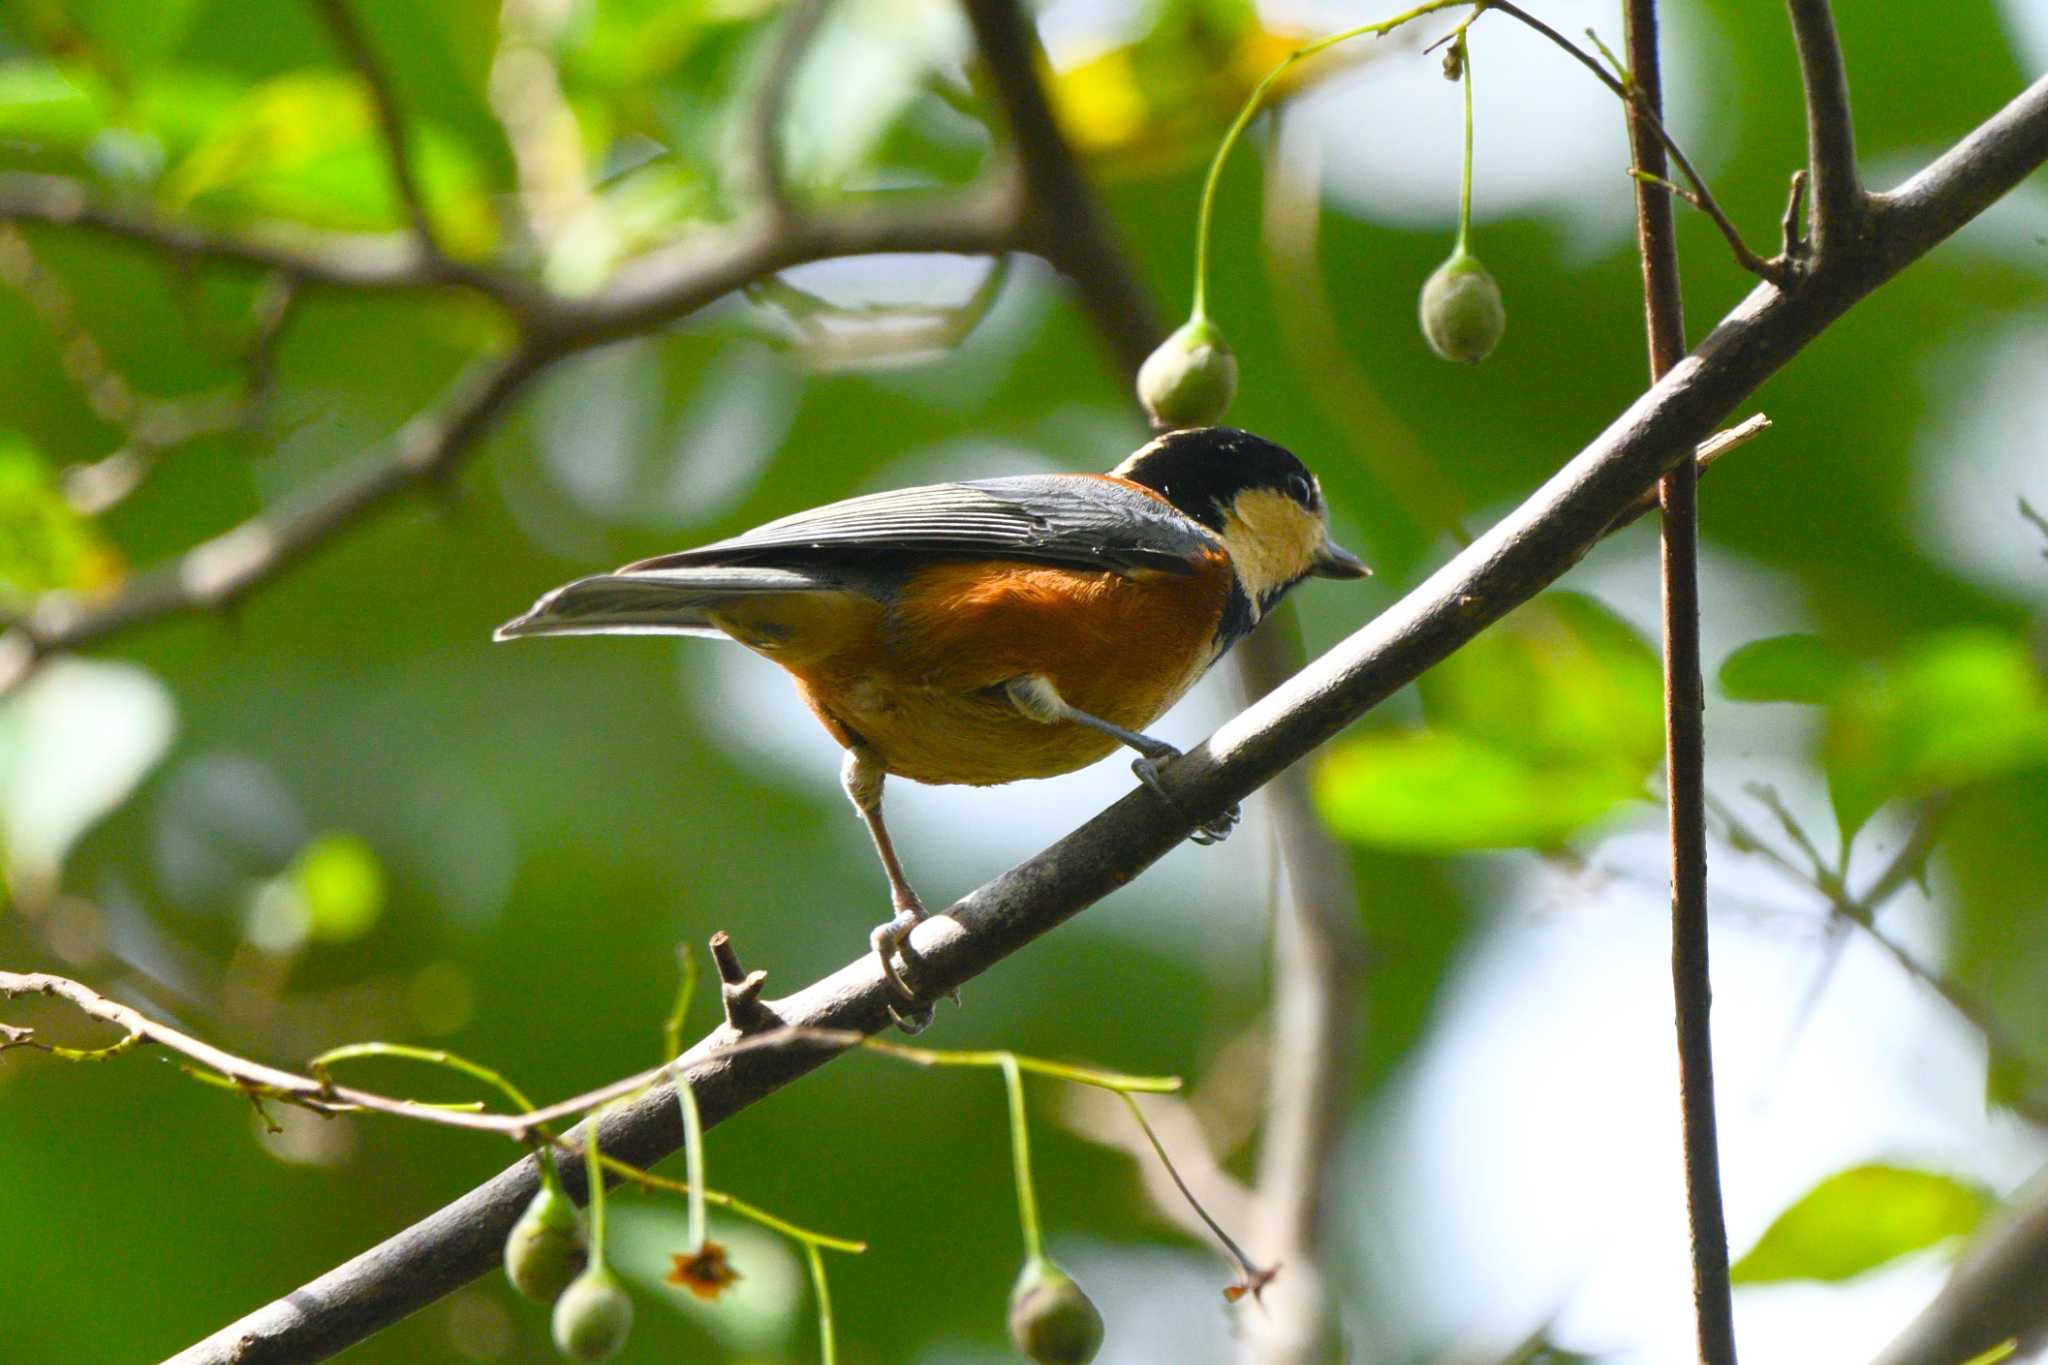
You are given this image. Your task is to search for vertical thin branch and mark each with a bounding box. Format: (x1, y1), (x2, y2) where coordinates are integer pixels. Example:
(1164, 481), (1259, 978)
(1621, 1), (1736, 1361)
(311, 0), (442, 258)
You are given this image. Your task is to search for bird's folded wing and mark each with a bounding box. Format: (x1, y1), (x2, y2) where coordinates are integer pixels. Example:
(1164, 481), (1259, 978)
(619, 475), (1216, 577)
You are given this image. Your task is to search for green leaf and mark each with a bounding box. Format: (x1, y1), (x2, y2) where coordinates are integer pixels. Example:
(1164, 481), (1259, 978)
(1313, 731), (1648, 854)
(1422, 591), (1664, 768)
(68, 0), (205, 71)
(1315, 593), (1662, 852)
(289, 832), (387, 943)
(161, 71), (496, 254)
(1731, 1164), (1993, 1285)
(0, 432), (122, 605)
(1824, 628), (2048, 842)
(1719, 633), (1863, 705)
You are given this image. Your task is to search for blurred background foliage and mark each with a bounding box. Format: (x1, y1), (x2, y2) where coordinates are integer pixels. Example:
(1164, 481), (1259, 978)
(0, 0), (2043, 1361)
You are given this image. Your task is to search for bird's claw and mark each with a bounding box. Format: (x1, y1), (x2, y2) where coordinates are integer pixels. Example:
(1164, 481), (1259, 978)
(869, 905), (956, 1034)
(1130, 752), (1238, 846)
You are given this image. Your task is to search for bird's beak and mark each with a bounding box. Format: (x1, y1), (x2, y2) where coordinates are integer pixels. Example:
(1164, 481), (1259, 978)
(1311, 538), (1371, 579)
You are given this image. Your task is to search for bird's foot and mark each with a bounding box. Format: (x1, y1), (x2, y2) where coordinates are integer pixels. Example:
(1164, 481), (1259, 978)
(1131, 750), (1239, 846)
(869, 903), (956, 1034)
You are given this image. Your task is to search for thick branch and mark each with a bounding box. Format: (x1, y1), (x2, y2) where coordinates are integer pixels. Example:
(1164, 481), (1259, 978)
(1784, 0), (1864, 248)
(166, 76), (2048, 1365)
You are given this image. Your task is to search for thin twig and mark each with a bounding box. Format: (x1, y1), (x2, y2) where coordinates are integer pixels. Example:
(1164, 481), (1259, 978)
(309, 0), (443, 257)
(1620, 1), (1736, 1359)
(1709, 794), (2048, 1128)
(1482, 0), (1788, 285)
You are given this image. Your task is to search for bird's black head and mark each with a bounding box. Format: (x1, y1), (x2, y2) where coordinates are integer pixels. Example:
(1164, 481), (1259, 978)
(1112, 427), (1320, 532)
(1111, 427), (1368, 604)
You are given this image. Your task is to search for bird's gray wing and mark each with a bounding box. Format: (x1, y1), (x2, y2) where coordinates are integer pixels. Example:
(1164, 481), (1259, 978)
(619, 475), (1216, 577)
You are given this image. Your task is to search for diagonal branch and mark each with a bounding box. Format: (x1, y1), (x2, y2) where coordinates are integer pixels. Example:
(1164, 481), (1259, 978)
(0, 352), (544, 688)
(164, 76), (2048, 1364)
(1783, 0), (1865, 250)
(309, 0), (443, 257)
(0, 190), (1024, 691)
(959, 0), (1162, 374)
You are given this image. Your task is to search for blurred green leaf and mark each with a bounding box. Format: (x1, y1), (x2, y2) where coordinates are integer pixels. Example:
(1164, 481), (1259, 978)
(1315, 593), (1661, 851)
(1731, 1164), (1993, 1285)
(1315, 729), (1648, 853)
(0, 431), (122, 604)
(67, 0), (204, 71)
(1825, 628), (2048, 842)
(290, 831), (386, 943)
(1719, 633), (1863, 705)
(0, 61), (106, 145)
(161, 70), (496, 253)
(0, 62), (245, 179)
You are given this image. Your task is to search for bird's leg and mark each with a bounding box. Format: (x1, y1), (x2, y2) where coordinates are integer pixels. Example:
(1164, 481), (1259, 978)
(1003, 676), (1239, 845)
(842, 746), (939, 1033)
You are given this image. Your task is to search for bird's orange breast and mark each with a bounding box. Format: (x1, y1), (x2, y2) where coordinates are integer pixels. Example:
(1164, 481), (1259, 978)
(717, 555), (1233, 787)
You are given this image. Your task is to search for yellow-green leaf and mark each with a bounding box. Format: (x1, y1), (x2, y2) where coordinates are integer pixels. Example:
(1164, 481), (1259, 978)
(1731, 1164), (1993, 1285)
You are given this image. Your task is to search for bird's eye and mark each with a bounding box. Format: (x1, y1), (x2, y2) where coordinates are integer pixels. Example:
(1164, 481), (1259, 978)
(1286, 472), (1316, 507)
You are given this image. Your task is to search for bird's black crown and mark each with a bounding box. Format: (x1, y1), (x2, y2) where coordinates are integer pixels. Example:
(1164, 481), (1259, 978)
(1116, 427), (1321, 532)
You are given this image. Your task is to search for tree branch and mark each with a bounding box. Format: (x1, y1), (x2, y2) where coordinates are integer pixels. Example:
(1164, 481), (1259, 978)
(959, 0), (1163, 374)
(1783, 0), (1865, 250)
(161, 76), (2048, 1364)
(1869, 1179), (2048, 1365)
(1620, 1), (1736, 1360)
(0, 189), (1024, 691)
(0, 351), (545, 688)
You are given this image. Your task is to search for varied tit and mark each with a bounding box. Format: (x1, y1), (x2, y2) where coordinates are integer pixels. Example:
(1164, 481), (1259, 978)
(498, 426), (1367, 1013)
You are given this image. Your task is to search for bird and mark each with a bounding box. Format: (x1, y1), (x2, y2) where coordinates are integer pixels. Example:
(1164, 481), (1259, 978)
(496, 426), (1367, 1016)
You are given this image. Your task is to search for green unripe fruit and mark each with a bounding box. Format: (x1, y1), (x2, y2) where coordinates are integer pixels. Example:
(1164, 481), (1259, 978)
(1007, 1256), (1104, 1364)
(1419, 250), (1506, 363)
(504, 1183), (589, 1304)
(1137, 318), (1237, 429)
(551, 1264), (634, 1362)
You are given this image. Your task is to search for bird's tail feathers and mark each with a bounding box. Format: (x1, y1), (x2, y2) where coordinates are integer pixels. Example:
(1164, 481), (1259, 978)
(493, 566), (832, 640)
